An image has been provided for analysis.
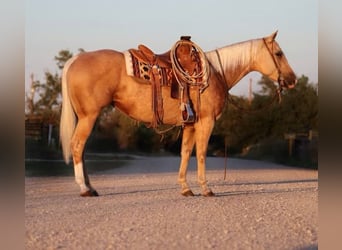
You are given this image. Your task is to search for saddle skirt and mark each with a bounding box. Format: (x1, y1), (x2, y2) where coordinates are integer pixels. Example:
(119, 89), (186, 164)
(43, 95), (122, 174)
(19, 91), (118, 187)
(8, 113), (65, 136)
(123, 41), (208, 98)
(123, 38), (209, 126)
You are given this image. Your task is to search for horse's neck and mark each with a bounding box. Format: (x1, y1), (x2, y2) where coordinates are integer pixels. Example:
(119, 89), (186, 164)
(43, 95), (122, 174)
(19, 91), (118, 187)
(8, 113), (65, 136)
(206, 39), (259, 89)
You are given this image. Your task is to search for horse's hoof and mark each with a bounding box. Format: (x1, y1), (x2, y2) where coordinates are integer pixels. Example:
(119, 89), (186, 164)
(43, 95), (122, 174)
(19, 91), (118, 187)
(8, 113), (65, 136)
(181, 190), (195, 197)
(202, 190), (215, 197)
(80, 190), (99, 197)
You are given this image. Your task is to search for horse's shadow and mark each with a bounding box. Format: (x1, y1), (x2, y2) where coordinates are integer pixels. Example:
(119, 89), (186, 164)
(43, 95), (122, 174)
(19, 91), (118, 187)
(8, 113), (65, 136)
(100, 179), (318, 197)
(216, 186), (317, 197)
(102, 186), (179, 197)
(215, 178), (318, 197)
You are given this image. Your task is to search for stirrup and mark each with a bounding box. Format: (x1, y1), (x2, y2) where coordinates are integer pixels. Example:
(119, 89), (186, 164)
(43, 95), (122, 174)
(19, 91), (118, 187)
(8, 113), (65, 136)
(181, 103), (195, 123)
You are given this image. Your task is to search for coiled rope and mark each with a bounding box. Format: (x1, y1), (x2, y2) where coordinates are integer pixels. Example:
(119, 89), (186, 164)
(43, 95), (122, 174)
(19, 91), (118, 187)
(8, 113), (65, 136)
(170, 39), (209, 91)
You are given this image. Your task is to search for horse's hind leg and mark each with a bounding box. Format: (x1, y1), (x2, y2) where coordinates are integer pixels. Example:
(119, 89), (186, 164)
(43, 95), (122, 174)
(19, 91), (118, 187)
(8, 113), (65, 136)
(71, 114), (98, 197)
(178, 125), (196, 196)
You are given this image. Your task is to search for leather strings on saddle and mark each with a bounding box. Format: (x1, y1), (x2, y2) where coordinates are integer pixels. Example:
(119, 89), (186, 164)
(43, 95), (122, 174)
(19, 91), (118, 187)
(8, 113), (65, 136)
(129, 36), (208, 127)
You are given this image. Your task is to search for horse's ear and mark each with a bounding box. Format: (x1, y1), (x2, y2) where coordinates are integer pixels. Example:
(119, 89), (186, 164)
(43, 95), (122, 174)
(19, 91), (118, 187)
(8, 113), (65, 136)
(265, 30), (278, 43)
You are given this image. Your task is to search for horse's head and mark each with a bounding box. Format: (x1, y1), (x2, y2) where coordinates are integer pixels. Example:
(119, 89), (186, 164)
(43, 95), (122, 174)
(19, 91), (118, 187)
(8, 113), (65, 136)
(258, 31), (297, 89)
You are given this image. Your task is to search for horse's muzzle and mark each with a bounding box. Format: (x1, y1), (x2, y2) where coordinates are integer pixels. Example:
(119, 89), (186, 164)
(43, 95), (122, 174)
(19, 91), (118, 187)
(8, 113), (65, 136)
(279, 76), (297, 89)
(286, 78), (297, 89)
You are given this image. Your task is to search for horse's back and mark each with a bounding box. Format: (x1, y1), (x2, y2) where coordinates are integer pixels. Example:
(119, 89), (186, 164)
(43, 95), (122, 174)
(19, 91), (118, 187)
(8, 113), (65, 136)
(67, 49), (125, 115)
(70, 49), (124, 73)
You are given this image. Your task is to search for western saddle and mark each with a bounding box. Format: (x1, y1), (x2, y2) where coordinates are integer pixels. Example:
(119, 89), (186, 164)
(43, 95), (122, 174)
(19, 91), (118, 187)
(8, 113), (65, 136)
(130, 44), (172, 68)
(129, 36), (206, 127)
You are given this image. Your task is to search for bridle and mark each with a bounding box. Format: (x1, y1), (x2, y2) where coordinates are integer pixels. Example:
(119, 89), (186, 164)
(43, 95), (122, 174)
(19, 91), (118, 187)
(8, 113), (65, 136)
(214, 39), (285, 112)
(262, 38), (285, 95)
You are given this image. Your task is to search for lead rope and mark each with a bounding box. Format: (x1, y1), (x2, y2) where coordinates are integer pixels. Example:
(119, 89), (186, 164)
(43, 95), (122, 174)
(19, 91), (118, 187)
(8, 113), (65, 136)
(224, 137), (228, 180)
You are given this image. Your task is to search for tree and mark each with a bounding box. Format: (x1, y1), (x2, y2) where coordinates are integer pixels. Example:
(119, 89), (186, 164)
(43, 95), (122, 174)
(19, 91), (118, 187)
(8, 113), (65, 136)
(280, 75), (318, 132)
(257, 75), (278, 95)
(212, 95), (250, 152)
(212, 75), (318, 155)
(35, 72), (60, 109)
(25, 73), (40, 115)
(54, 50), (73, 70)
(26, 49), (77, 123)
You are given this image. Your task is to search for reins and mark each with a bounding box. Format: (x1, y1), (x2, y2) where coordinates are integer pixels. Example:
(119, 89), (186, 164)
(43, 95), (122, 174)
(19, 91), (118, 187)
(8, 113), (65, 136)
(153, 124), (181, 142)
(215, 39), (285, 180)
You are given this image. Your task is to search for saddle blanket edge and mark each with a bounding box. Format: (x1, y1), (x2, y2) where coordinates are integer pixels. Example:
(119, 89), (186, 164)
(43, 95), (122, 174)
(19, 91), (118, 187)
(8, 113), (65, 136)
(123, 50), (134, 76)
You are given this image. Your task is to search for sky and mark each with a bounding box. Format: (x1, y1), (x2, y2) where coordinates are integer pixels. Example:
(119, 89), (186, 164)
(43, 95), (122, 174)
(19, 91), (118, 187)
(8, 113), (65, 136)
(25, 0), (317, 96)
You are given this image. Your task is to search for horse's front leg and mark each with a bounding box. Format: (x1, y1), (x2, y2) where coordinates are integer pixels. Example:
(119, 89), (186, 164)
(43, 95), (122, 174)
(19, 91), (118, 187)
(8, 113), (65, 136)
(71, 115), (99, 197)
(178, 125), (196, 196)
(195, 118), (215, 197)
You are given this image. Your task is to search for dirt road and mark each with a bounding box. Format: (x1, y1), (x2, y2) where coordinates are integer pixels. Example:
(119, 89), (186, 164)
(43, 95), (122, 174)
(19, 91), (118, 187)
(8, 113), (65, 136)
(25, 156), (318, 249)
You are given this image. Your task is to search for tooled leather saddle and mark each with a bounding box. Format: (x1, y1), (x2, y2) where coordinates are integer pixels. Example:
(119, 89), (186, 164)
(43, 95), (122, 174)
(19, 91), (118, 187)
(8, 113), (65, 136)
(130, 44), (172, 68)
(128, 36), (204, 127)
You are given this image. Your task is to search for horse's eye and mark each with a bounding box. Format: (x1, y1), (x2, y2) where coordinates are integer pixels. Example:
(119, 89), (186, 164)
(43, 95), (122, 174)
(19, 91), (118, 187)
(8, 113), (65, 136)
(275, 51), (283, 57)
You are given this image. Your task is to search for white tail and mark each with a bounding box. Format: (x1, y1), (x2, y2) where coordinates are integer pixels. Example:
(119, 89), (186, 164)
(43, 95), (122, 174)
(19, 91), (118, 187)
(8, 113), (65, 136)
(59, 55), (79, 164)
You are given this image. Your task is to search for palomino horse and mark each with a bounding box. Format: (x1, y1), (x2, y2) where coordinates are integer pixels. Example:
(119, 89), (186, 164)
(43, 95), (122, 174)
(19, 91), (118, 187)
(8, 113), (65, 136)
(60, 31), (296, 197)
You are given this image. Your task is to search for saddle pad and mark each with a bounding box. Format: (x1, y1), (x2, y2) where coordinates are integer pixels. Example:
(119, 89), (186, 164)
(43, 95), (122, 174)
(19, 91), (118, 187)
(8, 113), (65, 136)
(123, 50), (134, 76)
(123, 50), (172, 86)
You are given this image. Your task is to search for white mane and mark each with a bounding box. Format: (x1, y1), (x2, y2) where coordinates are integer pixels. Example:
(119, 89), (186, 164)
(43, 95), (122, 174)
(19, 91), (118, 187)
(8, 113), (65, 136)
(206, 39), (260, 76)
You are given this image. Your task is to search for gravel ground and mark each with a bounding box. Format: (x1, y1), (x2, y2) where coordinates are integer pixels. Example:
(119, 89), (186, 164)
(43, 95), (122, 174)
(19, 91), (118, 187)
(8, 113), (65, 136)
(25, 157), (318, 250)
